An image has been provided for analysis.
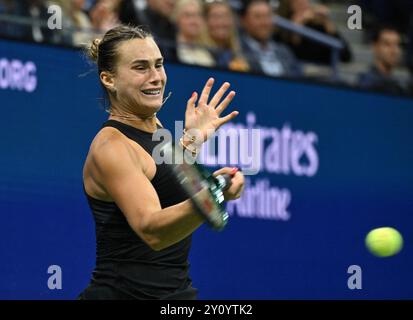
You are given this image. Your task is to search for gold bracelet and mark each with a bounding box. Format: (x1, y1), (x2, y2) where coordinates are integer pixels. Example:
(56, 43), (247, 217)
(179, 137), (198, 157)
(183, 129), (197, 143)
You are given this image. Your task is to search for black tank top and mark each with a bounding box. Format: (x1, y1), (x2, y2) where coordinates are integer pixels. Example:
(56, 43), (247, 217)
(83, 120), (197, 299)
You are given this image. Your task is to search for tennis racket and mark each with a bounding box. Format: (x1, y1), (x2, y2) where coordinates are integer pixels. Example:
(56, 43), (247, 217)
(161, 142), (232, 231)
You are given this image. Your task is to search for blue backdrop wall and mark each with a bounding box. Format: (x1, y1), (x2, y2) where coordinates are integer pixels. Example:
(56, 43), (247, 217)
(0, 39), (412, 299)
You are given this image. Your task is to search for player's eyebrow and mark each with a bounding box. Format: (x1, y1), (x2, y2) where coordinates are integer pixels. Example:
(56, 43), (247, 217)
(130, 58), (164, 65)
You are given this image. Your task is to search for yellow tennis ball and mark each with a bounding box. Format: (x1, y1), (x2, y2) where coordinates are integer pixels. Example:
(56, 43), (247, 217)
(365, 227), (403, 257)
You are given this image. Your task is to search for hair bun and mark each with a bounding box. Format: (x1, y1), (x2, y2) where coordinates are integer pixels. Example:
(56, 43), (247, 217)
(88, 38), (101, 62)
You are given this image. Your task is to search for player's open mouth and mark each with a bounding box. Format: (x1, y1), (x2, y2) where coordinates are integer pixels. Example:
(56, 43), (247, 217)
(141, 89), (161, 96)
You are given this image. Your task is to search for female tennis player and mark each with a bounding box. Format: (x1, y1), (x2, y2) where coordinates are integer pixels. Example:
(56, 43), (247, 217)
(78, 25), (244, 300)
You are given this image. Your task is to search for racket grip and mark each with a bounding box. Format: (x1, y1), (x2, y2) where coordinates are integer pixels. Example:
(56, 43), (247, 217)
(214, 174), (232, 191)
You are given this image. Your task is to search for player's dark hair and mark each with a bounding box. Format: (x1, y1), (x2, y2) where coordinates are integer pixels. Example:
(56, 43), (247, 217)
(87, 24), (152, 74)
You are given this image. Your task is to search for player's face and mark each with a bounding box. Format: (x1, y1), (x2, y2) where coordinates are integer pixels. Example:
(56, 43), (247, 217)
(112, 38), (167, 116)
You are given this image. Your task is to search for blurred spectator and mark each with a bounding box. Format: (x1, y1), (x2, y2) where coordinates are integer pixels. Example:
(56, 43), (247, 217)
(89, 0), (121, 34)
(17, 0), (57, 43)
(407, 18), (413, 96)
(173, 0), (215, 67)
(68, 0), (92, 31)
(0, 0), (25, 39)
(68, 0), (94, 46)
(11, 0), (73, 45)
(407, 17), (413, 77)
(357, 26), (406, 95)
(202, 0), (250, 72)
(240, 0), (301, 77)
(119, 0), (176, 44)
(277, 0), (352, 65)
(119, 0), (177, 61)
(50, 0), (94, 46)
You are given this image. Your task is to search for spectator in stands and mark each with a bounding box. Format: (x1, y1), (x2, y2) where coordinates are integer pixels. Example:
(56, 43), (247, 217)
(50, 0), (94, 46)
(173, 0), (216, 67)
(406, 17), (413, 95)
(68, 0), (94, 46)
(89, 0), (121, 34)
(202, 0), (250, 72)
(0, 0), (26, 39)
(18, 0), (72, 45)
(357, 26), (406, 95)
(119, 0), (176, 45)
(277, 0), (352, 65)
(239, 0), (301, 77)
(118, 0), (177, 61)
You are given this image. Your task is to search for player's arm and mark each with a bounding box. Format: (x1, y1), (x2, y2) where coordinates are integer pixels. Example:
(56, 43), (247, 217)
(91, 138), (205, 251)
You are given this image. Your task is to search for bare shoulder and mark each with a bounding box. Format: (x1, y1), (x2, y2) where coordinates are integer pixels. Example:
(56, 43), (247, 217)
(88, 127), (141, 173)
(94, 128), (132, 158)
(83, 127), (142, 200)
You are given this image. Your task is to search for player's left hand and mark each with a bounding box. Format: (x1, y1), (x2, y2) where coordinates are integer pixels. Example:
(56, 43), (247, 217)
(184, 78), (238, 143)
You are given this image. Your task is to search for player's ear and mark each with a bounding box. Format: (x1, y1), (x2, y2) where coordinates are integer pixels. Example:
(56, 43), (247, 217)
(100, 71), (116, 93)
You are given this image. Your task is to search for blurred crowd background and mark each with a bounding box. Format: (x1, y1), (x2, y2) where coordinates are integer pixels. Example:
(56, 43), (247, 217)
(1, 0), (412, 96)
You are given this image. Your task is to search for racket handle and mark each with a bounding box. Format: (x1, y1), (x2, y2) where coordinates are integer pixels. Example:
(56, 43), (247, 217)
(214, 174), (232, 191)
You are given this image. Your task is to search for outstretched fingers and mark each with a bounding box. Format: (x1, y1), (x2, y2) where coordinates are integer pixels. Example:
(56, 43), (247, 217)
(186, 91), (198, 112)
(216, 91), (236, 115)
(217, 110), (239, 128)
(198, 78), (214, 106)
(209, 82), (230, 108)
